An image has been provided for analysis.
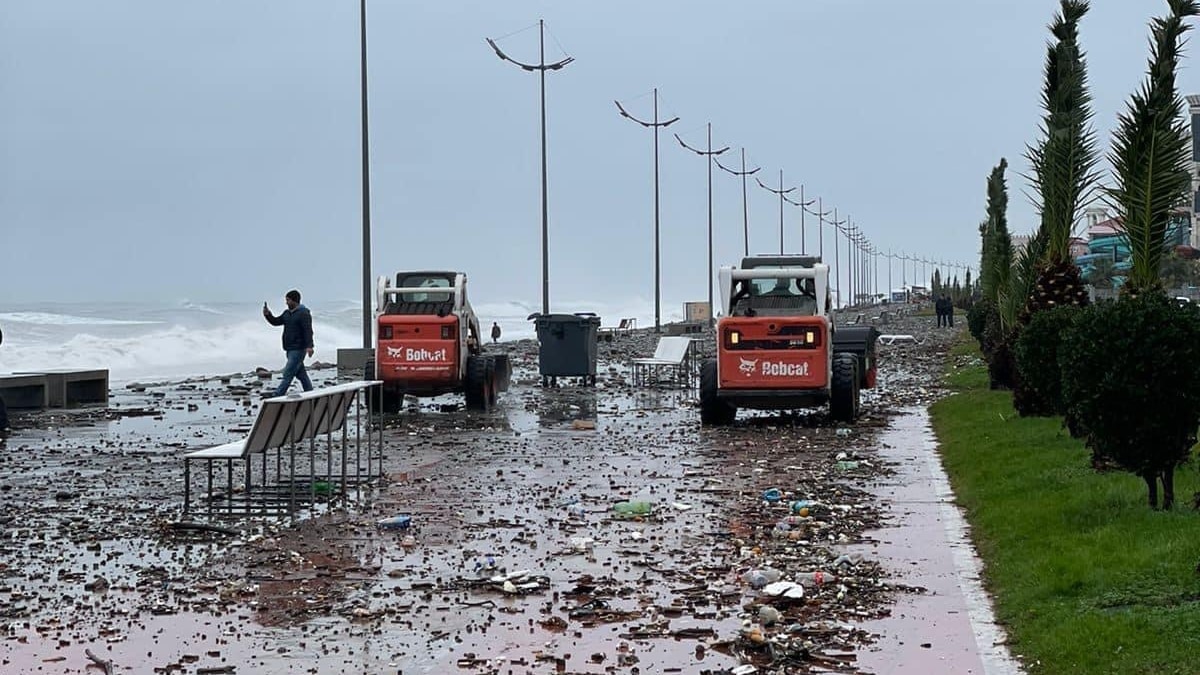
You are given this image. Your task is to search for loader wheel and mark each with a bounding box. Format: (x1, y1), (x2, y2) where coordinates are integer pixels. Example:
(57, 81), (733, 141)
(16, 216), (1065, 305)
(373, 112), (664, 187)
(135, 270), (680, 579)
(465, 355), (489, 411)
(699, 360), (736, 426)
(485, 357), (498, 408)
(831, 352), (860, 422)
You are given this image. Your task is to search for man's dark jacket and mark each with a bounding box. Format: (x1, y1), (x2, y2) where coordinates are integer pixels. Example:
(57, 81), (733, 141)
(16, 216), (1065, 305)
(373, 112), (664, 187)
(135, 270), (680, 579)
(266, 305), (314, 351)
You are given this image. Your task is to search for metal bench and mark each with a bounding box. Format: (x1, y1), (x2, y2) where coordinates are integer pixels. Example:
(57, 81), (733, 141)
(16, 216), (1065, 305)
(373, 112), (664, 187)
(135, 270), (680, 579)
(181, 380), (383, 520)
(631, 336), (696, 388)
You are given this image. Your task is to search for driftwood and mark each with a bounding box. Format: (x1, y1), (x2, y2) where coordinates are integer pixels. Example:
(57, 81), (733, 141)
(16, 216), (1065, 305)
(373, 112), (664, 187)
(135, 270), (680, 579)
(85, 648), (113, 675)
(169, 521), (239, 536)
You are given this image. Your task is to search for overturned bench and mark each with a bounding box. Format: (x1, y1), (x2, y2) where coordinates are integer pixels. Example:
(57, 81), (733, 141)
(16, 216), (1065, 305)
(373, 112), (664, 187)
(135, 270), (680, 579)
(182, 380), (383, 520)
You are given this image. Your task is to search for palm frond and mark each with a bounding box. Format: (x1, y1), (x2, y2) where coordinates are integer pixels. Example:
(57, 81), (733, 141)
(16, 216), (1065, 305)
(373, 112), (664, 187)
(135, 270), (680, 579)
(1105, 0), (1197, 293)
(1023, 0), (1100, 269)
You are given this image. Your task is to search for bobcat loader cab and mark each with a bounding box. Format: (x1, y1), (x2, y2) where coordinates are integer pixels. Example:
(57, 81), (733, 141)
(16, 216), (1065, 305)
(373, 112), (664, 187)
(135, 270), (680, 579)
(700, 255), (879, 425)
(364, 271), (510, 412)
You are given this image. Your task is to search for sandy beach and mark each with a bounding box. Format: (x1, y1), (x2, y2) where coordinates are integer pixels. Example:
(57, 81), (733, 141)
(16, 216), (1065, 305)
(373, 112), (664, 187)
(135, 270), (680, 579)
(0, 310), (991, 675)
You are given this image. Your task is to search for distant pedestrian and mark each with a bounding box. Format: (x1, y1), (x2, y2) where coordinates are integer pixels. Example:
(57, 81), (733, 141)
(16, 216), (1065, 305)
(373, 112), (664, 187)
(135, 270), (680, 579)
(490, 321), (502, 344)
(946, 297), (955, 327)
(263, 289), (314, 397)
(935, 296), (945, 327)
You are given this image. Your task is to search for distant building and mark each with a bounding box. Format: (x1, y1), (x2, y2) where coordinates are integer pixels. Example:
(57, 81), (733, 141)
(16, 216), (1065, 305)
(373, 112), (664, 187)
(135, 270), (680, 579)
(1187, 94), (1200, 247)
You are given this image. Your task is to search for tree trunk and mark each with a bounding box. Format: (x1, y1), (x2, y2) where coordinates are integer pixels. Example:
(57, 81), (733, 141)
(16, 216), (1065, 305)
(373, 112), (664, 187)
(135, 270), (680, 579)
(1163, 467), (1176, 511)
(1144, 471), (1160, 509)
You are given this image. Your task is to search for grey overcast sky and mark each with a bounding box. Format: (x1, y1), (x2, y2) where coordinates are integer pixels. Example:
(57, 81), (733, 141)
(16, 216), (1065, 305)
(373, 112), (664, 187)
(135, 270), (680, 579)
(0, 1), (1191, 310)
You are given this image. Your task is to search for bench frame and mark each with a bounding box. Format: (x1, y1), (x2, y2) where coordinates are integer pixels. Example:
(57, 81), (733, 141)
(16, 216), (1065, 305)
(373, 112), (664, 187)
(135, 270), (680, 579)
(182, 381), (383, 520)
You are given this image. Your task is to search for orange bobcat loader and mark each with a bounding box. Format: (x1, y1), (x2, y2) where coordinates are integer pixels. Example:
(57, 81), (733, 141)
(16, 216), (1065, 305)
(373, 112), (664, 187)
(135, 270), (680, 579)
(699, 255), (879, 425)
(364, 271), (510, 412)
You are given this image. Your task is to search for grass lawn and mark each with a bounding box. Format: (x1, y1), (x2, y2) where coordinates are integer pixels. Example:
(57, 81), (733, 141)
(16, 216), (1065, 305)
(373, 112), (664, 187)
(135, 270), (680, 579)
(930, 339), (1200, 674)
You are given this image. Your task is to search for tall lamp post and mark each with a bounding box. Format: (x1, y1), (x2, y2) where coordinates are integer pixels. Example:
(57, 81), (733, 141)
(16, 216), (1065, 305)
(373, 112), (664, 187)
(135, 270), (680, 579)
(616, 88), (679, 333)
(757, 170), (796, 255)
(359, 0), (372, 348)
(830, 210), (846, 307)
(487, 20), (573, 316)
(804, 197), (830, 260)
(715, 149), (760, 256)
(675, 124), (729, 325)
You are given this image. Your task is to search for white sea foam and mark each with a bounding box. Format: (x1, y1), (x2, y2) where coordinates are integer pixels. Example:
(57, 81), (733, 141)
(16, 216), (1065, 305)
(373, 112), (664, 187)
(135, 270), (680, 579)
(0, 297), (681, 384)
(0, 312), (162, 326)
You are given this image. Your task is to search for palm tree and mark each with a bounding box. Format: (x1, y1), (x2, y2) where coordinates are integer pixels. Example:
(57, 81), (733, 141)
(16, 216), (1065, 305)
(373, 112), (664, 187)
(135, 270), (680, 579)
(1060, 0), (1200, 510)
(1025, 0), (1099, 314)
(981, 158), (1013, 304)
(1107, 0), (1197, 293)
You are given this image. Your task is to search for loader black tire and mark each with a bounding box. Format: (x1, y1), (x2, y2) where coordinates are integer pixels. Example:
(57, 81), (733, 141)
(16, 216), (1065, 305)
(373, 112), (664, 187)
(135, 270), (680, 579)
(465, 355), (491, 411)
(699, 360), (736, 426)
(364, 360), (402, 413)
(831, 352), (860, 422)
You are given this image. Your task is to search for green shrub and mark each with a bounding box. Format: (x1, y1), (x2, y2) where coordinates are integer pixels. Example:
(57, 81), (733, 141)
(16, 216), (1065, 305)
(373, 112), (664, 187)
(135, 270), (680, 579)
(1059, 293), (1200, 509)
(981, 303), (1016, 389)
(967, 298), (992, 346)
(1013, 306), (1080, 417)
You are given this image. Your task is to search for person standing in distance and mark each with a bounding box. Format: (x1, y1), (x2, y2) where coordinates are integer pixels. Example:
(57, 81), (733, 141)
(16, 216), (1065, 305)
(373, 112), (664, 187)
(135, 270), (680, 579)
(263, 289), (314, 396)
(491, 321), (502, 344)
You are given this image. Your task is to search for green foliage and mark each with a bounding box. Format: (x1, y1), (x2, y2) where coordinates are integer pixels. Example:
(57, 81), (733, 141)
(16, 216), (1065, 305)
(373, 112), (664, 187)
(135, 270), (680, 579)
(1013, 305), (1080, 416)
(1159, 252), (1200, 288)
(981, 158), (1014, 303)
(931, 379), (1200, 675)
(1084, 256), (1117, 288)
(966, 297), (992, 345)
(1106, 0), (1198, 294)
(1060, 293), (1200, 507)
(1025, 0), (1101, 268)
(1002, 229), (1047, 329)
(982, 302), (1016, 389)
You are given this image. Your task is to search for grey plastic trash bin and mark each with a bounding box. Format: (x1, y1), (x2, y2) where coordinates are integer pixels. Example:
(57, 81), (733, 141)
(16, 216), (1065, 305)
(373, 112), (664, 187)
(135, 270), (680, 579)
(531, 312), (601, 387)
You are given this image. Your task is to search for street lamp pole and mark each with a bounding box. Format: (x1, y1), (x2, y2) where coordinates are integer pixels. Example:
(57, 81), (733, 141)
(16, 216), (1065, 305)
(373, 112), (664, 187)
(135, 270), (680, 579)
(830, 210), (846, 308)
(756, 170), (796, 255)
(805, 197), (831, 260)
(616, 88), (679, 333)
(359, 0), (372, 348)
(675, 124), (729, 326)
(716, 149), (760, 256)
(487, 20), (574, 316)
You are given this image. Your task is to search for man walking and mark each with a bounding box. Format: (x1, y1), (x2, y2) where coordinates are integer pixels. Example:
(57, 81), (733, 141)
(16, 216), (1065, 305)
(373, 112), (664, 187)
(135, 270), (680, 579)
(490, 321), (502, 344)
(263, 289), (314, 397)
(934, 295), (945, 327)
(946, 296), (956, 327)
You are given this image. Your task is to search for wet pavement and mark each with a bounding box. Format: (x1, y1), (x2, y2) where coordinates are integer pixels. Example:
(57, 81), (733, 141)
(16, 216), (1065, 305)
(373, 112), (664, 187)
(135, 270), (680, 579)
(0, 311), (1023, 674)
(851, 410), (1022, 675)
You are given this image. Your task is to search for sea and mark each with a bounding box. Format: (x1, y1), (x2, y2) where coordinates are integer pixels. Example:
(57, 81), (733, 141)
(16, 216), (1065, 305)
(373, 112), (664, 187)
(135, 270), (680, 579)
(0, 297), (673, 385)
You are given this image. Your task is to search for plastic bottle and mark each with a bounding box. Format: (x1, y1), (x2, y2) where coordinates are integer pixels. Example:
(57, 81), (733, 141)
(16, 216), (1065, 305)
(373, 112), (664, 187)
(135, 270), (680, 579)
(761, 488), (783, 503)
(566, 503), (587, 518)
(613, 501), (653, 517)
(796, 570), (837, 586)
(740, 568), (783, 589)
(377, 515), (412, 530)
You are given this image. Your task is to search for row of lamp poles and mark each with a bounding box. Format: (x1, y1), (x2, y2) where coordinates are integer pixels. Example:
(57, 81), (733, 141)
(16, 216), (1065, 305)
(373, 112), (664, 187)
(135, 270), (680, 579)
(354, 13), (975, 345)
(480, 18), (970, 333)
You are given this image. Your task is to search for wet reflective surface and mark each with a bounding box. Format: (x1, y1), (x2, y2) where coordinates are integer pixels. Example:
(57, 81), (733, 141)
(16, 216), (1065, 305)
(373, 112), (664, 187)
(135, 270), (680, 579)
(0, 314), (1020, 674)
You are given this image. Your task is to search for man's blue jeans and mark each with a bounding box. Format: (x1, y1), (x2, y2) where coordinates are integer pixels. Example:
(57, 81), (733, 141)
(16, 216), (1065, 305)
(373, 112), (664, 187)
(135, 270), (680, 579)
(275, 349), (313, 396)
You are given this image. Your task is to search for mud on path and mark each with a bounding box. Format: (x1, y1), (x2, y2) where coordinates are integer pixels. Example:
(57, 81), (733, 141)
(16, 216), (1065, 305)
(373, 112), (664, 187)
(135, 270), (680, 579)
(0, 313), (959, 674)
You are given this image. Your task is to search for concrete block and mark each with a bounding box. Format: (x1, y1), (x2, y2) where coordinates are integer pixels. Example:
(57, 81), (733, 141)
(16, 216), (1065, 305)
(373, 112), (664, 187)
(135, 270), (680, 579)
(337, 348), (375, 381)
(0, 374), (49, 410)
